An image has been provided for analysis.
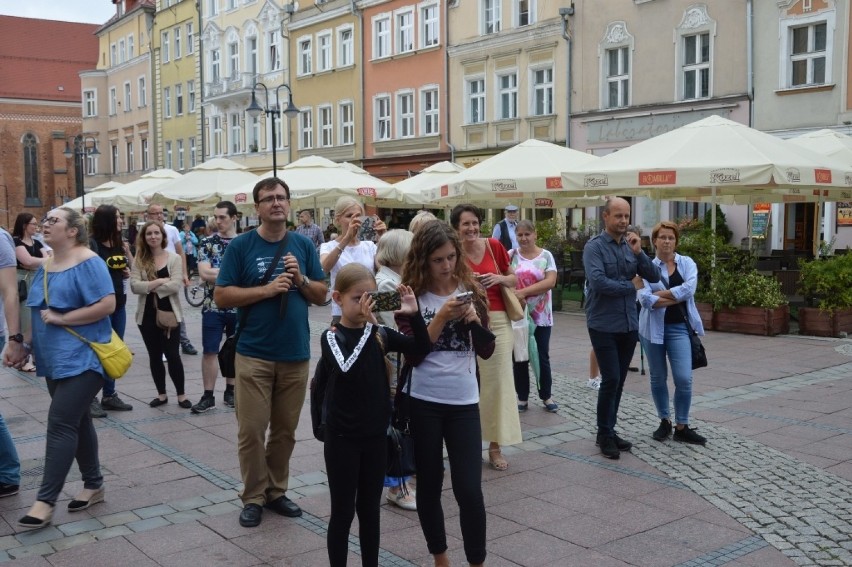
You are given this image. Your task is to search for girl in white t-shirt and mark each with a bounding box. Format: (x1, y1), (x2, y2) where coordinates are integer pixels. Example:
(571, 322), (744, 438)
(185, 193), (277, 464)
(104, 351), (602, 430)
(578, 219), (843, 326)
(396, 220), (494, 567)
(319, 197), (387, 326)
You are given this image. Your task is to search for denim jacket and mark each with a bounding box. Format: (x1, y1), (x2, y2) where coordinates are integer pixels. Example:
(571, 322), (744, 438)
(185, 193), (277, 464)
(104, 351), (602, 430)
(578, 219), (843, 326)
(638, 253), (705, 344)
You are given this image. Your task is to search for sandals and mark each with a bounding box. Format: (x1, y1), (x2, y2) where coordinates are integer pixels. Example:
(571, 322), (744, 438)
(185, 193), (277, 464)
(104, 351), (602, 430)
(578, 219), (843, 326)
(487, 448), (509, 471)
(68, 486), (105, 512)
(18, 501), (54, 530)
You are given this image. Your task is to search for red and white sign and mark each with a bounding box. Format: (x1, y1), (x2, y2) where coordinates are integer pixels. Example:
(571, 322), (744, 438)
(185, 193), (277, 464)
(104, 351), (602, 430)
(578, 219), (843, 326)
(357, 187), (377, 197)
(638, 170), (677, 186)
(545, 177), (563, 189)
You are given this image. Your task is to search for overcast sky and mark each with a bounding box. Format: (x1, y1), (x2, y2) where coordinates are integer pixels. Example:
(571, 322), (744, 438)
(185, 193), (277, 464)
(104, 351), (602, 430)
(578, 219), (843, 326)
(0, 0), (118, 24)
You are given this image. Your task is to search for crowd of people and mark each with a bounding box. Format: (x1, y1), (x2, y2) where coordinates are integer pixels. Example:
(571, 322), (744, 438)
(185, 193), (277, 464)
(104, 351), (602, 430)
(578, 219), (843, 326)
(0, 185), (709, 566)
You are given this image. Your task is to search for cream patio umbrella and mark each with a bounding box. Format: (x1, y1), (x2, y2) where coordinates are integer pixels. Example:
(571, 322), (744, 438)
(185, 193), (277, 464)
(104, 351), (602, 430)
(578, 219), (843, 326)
(89, 169), (183, 211)
(393, 161), (465, 206)
(426, 139), (605, 210)
(147, 158), (260, 209)
(62, 181), (126, 213)
(222, 155), (397, 209)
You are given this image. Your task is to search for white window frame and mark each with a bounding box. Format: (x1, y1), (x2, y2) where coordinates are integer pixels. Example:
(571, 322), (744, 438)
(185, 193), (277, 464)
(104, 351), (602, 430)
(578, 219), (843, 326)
(177, 139), (185, 170)
(373, 14), (391, 59)
(123, 81), (132, 111)
(165, 141), (173, 169)
(138, 76), (147, 107)
(375, 95), (391, 140)
(395, 8), (414, 54)
(174, 26), (182, 59)
(230, 113), (242, 154)
(299, 108), (314, 150)
(514, 0), (536, 27)
(531, 66), (553, 116)
(599, 22), (634, 109)
(126, 141), (134, 172)
(109, 87), (117, 115)
(86, 147), (97, 175)
(419, 2), (439, 48)
(339, 101), (354, 145)
(210, 49), (221, 82)
(337, 25), (354, 67)
(211, 116), (223, 156)
(318, 105), (333, 147)
(779, 11), (833, 89)
(128, 34), (135, 59)
(186, 22), (195, 54)
(681, 33), (711, 100)
(397, 90), (415, 138)
(118, 38), (126, 64)
(175, 83), (183, 115)
(228, 40), (240, 78)
(246, 35), (258, 74)
(111, 144), (118, 174)
(466, 77), (485, 124)
(208, 0), (218, 16)
(482, 0), (502, 34)
(496, 71), (518, 120)
(110, 43), (117, 66)
(268, 30), (282, 72)
(83, 89), (97, 117)
(674, 6), (715, 101)
(142, 138), (149, 170)
(187, 80), (196, 112)
(246, 115), (259, 151)
(162, 31), (171, 63)
(297, 35), (312, 76)
(420, 86), (439, 136)
(189, 137), (197, 167)
(164, 86), (172, 118)
(317, 31), (332, 72)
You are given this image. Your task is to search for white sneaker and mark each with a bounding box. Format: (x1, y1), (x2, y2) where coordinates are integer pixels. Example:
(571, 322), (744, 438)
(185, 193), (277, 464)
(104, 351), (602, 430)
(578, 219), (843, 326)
(386, 489), (417, 511)
(586, 377), (601, 390)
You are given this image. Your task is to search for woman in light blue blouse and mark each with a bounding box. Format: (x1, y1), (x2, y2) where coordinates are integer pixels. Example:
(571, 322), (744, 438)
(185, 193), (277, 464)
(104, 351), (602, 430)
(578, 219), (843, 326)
(638, 221), (706, 446)
(18, 207), (115, 530)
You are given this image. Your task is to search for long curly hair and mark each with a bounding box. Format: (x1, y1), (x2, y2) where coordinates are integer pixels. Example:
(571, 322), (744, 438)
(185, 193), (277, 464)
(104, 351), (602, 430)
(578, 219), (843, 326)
(402, 220), (487, 316)
(135, 221), (167, 280)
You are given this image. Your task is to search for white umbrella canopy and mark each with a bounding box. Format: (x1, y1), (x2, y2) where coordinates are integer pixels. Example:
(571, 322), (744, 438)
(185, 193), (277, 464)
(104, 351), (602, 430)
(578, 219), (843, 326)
(222, 155), (398, 209)
(787, 129), (852, 167)
(63, 181), (125, 213)
(427, 139), (604, 208)
(562, 115), (852, 201)
(90, 169), (183, 211)
(147, 158), (260, 208)
(394, 161), (465, 206)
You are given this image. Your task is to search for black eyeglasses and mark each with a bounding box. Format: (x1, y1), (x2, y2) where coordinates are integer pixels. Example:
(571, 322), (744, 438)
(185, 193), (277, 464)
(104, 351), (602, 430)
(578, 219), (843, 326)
(257, 195), (289, 205)
(41, 216), (62, 226)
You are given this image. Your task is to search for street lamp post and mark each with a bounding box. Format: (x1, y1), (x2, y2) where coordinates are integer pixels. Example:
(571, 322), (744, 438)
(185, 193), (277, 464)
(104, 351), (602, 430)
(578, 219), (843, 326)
(246, 82), (299, 178)
(63, 134), (100, 213)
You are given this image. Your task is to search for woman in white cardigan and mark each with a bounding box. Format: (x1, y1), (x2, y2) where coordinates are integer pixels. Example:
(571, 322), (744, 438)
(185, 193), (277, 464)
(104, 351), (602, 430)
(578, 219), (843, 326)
(130, 221), (192, 409)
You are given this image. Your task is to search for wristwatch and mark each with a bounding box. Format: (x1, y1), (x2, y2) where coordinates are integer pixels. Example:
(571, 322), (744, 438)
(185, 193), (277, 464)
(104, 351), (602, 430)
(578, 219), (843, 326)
(298, 276), (311, 289)
(8, 334), (24, 343)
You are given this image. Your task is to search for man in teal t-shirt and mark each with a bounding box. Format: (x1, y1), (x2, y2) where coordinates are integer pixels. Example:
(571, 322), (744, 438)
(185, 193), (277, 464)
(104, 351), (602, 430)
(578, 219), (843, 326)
(215, 177), (327, 528)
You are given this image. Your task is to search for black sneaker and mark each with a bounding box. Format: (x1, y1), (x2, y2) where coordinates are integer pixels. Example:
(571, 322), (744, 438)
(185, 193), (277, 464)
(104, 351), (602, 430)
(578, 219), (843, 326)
(653, 419), (673, 441)
(613, 434), (632, 452)
(673, 425), (706, 445)
(598, 435), (620, 459)
(101, 394), (133, 411)
(181, 342), (198, 355)
(90, 398), (107, 418)
(223, 390), (235, 408)
(0, 483), (19, 498)
(191, 396), (215, 414)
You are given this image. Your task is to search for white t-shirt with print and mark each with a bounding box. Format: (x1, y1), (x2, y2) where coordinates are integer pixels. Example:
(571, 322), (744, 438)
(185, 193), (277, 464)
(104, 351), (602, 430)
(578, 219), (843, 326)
(319, 240), (377, 317)
(408, 289), (479, 406)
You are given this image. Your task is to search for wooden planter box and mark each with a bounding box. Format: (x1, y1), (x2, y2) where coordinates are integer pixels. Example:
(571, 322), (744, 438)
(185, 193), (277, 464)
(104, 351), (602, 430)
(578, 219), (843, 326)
(714, 305), (790, 336)
(696, 302), (715, 330)
(797, 307), (852, 337)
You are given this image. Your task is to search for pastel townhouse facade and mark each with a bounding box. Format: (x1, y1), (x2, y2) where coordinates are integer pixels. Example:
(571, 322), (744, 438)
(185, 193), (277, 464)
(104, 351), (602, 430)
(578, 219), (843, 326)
(752, 0), (852, 253)
(288, 0), (362, 166)
(82, 0), (156, 187)
(200, 0), (292, 173)
(358, 0), (449, 182)
(153, 0), (202, 172)
(568, 0), (751, 233)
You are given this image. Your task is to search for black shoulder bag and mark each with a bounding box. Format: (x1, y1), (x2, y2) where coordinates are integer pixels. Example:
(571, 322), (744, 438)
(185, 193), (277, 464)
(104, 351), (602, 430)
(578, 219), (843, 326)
(660, 274), (708, 370)
(218, 233), (289, 378)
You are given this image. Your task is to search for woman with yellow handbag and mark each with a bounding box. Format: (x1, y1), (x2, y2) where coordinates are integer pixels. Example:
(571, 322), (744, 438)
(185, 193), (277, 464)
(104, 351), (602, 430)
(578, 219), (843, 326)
(17, 207), (115, 530)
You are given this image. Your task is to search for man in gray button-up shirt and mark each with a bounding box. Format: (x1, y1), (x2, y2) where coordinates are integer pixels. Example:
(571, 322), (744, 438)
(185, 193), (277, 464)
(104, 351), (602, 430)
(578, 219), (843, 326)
(583, 198), (660, 460)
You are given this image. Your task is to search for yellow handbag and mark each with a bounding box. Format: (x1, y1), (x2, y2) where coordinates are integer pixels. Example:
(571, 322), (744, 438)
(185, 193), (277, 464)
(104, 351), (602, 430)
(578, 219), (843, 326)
(43, 261), (133, 380)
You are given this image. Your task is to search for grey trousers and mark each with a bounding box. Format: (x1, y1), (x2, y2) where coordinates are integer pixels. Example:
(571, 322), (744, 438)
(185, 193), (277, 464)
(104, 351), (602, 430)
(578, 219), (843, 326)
(38, 370), (104, 505)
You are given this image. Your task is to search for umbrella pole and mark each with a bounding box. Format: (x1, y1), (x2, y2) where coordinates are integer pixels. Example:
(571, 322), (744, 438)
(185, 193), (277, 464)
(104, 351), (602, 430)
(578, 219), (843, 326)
(711, 186), (717, 271)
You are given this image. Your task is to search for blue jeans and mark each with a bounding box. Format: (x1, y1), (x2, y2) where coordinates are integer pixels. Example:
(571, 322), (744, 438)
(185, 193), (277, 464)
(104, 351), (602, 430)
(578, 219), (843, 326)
(0, 335), (21, 485)
(640, 323), (693, 425)
(101, 305), (127, 398)
(588, 328), (638, 437)
(513, 326), (553, 401)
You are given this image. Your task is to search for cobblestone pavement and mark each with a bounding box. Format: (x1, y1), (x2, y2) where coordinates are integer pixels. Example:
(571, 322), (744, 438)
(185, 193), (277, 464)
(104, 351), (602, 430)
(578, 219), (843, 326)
(0, 304), (848, 566)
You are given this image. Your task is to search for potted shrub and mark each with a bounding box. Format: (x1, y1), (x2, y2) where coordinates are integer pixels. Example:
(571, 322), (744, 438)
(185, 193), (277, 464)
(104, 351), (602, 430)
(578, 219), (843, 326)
(797, 253), (852, 337)
(706, 269), (789, 336)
